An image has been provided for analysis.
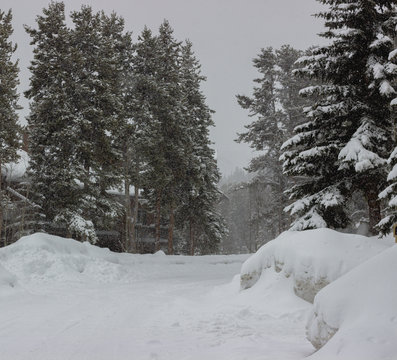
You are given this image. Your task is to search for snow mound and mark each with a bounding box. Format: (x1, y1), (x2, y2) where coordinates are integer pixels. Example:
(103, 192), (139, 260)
(307, 245), (397, 360)
(0, 233), (127, 284)
(0, 263), (18, 292)
(240, 228), (392, 302)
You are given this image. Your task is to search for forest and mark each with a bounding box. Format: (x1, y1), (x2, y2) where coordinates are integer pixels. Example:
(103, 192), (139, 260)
(2, 1), (397, 255)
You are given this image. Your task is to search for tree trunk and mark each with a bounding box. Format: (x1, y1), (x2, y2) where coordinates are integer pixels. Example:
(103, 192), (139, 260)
(131, 182), (139, 253)
(0, 162), (3, 246)
(155, 191), (162, 252)
(124, 176), (131, 252)
(189, 219), (195, 256)
(367, 188), (381, 236)
(168, 204), (174, 255)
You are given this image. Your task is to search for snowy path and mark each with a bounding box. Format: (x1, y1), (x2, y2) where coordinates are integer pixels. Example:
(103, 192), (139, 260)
(0, 249), (314, 360)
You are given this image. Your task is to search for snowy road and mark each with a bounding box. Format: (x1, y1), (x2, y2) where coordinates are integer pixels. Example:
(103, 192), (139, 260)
(0, 235), (314, 360)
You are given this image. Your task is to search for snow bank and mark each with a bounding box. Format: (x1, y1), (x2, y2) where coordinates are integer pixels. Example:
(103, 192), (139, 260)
(0, 263), (18, 292)
(307, 245), (397, 359)
(0, 233), (126, 284)
(0, 233), (248, 286)
(240, 228), (392, 302)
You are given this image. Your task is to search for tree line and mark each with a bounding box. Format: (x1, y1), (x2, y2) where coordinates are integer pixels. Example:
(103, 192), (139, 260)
(0, 2), (225, 254)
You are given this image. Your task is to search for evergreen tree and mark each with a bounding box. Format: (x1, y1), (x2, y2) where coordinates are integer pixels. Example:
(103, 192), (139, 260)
(237, 46), (308, 236)
(282, 0), (397, 234)
(177, 40), (226, 254)
(25, 2), (85, 237)
(378, 35), (397, 234)
(130, 27), (161, 252)
(26, 4), (131, 243)
(142, 20), (184, 254)
(68, 7), (123, 239)
(0, 9), (22, 242)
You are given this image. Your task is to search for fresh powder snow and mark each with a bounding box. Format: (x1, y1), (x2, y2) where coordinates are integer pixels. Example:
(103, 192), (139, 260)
(0, 231), (395, 360)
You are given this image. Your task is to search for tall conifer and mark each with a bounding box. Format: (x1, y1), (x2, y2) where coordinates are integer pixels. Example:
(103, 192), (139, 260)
(0, 9), (22, 242)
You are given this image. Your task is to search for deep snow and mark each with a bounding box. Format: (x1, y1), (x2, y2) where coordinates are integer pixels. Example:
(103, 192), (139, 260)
(239, 228), (396, 360)
(307, 245), (397, 360)
(1, 231), (396, 360)
(0, 233), (313, 360)
(240, 228), (392, 302)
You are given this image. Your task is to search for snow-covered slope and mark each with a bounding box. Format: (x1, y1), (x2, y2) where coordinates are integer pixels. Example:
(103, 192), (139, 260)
(307, 245), (397, 359)
(240, 228), (392, 302)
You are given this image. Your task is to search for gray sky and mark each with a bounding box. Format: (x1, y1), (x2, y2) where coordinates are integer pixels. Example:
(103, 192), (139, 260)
(3, 0), (326, 176)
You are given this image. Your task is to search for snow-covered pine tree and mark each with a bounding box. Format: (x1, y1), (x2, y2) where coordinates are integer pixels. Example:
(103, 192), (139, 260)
(25, 2), (86, 238)
(237, 46), (308, 238)
(377, 6), (397, 234)
(67, 7), (127, 240)
(176, 40), (226, 255)
(129, 27), (161, 252)
(142, 20), (184, 254)
(236, 48), (283, 238)
(99, 12), (135, 252)
(282, 0), (397, 234)
(0, 9), (22, 243)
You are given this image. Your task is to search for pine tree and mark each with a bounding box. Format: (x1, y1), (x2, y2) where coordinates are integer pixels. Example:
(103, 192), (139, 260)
(0, 9), (22, 243)
(282, 0), (397, 234)
(130, 27), (161, 252)
(177, 40), (226, 254)
(26, 4), (131, 243)
(25, 2), (84, 237)
(141, 20), (184, 254)
(67, 7), (128, 240)
(99, 12), (135, 251)
(237, 46), (308, 236)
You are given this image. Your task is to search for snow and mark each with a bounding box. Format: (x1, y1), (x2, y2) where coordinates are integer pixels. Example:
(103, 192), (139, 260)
(388, 48), (397, 61)
(0, 263), (18, 295)
(2, 149), (30, 181)
(0, 233), (312, 360)
(1, 231), (395, 359)
(338, 125), (387, 172)
(240, 229), (392, 302)
(307, 245), (397, 360)
(379, 80), (396, 95)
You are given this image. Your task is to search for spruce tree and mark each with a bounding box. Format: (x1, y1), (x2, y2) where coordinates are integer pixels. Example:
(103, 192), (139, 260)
(282, 0), (397, 234)
(25, 2), (86, 238)
(130, 27), (161, 252)
(177, 40), (226, 254)
(0, 9), (22, 242)
(68, 7), (128, 239)
(237, 46), (308, 237)
(142, 20), (184, 254)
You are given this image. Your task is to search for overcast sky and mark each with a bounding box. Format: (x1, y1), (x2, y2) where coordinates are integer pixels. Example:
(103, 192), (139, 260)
(3, 0), (327, 176)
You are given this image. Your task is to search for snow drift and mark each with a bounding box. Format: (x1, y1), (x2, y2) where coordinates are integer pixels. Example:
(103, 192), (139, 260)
(0, 263), (18, 293)
(0, 232), (247, 286)
(307, 245), (397, 359)
(240, 228), (392, 302)
(0, 233), (128, 284)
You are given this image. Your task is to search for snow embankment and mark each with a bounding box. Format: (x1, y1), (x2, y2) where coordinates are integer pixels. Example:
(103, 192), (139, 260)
(240, 228), (392, 302)
(0, 232), (126, 284)
(0, 263), (18, 294)
(0, 233), (248, 286)
(307, 245), (397, 359)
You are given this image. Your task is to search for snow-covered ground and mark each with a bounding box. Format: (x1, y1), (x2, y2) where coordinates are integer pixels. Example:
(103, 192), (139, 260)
(0, 233), (313, 360)
(240, 228), (396, 360)
(1, 231), (396, 360)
